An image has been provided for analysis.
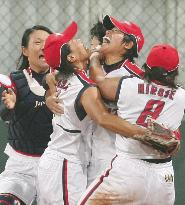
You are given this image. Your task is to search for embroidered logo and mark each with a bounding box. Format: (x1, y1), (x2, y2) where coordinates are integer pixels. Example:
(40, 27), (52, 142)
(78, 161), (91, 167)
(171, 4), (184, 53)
(165, 174), (173, 183)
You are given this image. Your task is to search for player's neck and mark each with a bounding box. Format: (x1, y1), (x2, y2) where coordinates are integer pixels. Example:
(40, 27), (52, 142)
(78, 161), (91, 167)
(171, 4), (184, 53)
(73, 60), (88, 71)
(104, 55), (124, 65)
(29, 64), (49, 74)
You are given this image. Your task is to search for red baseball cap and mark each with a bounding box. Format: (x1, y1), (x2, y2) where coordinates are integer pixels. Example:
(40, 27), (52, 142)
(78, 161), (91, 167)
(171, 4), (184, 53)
(146, 44), (179, 72)
(103, 15), (144, 53)
(44, 21), (78, 69)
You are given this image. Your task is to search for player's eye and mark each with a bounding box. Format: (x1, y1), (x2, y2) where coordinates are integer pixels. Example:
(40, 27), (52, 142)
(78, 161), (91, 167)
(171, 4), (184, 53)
(112, 28), (122, 34)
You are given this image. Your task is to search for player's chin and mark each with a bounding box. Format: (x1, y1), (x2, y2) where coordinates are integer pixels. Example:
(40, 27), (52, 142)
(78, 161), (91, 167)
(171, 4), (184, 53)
(39, 62), (50, 71)
(100, 44), (110, 54)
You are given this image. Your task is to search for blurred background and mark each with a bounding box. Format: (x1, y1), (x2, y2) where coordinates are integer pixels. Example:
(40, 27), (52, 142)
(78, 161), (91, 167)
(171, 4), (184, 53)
(0, 0), (185, 204)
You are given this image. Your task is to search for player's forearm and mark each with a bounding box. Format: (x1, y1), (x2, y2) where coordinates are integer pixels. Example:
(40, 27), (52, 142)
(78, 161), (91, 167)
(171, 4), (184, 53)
(89, 55), (105, 83)
(82, 87), (146, 137)
(42, 72), (58, 95)
(96, 112), (146, 137)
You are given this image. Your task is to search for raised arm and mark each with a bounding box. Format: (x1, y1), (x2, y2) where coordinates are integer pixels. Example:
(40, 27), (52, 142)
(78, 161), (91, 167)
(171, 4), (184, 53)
(43, 72), (63, 114)
(89, 52), (121, 101)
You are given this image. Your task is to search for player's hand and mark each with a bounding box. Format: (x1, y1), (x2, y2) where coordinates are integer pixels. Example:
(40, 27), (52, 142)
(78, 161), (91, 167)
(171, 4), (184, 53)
(90, 50), (102, 61)
(46, 73), (57, 95)
(46, 94), (64, 115)
(2, 88), (16, 109)
(91, 45), (102, 53)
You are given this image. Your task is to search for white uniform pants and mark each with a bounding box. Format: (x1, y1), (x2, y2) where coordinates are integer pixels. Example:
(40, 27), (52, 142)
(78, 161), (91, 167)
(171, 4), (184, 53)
(87, 156), (115, 187)
(0, 155), (39, 205)
(37, 151), (87, 205)
(78, 155), (175, 205)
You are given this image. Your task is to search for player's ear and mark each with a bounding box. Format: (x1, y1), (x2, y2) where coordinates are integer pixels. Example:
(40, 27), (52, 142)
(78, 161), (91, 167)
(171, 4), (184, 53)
(67, 54), (76, 63)
(124, 41), (134, 50)
(22, 46), (28, 57)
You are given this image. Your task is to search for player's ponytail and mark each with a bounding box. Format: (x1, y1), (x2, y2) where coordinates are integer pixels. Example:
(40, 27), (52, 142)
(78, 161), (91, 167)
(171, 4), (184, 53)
(56, 44), (75, 79)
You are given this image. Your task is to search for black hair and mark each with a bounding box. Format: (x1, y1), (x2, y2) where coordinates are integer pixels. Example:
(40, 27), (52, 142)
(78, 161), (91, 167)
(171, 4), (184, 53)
(56, 44), (75, 79)
(142, 63), (178, 88)
(90, 20), (106, 44)
(16, 25), (53, 70)
(122, 34), (138, 63)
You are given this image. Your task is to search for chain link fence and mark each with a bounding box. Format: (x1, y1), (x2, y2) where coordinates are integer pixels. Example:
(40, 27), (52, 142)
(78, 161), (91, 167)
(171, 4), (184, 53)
(0, 0), (185, 204)
(0, 0), (185, 85)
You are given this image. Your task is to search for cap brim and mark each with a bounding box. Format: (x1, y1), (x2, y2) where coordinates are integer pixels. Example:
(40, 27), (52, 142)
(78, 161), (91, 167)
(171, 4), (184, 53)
(103, 15), (115, 30)
(103, 15), (129, 34)
(62, 21), (78, 43)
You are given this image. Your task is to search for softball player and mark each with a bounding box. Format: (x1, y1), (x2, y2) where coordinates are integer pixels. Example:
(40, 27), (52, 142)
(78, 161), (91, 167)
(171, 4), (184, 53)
(0, 25), (53, 205)
(87, 15), (145, 186)
(78, 44), (185, 205)
(37, 21), (149, 205)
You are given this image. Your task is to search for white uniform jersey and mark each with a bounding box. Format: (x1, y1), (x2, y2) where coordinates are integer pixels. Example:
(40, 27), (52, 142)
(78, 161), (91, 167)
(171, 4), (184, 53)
(116, 76), (185, 159)
(92, 59), (144, 159)
(47, 71), (95, 164)
(106, 59), (144, 78)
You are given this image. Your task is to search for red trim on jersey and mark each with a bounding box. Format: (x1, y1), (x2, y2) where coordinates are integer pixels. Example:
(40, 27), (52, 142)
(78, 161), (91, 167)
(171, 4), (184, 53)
(3, 74), (16, 92)
(0, 200), (12, 205)
(27, 67), (53, 75)
(13, 148), (41, 157)
(63, 159), (69, 205)
(173, 129), (181, 140)
(75, 69), (96, 85)
(124, 59), (145, 78)
(0, 81), (14, 89)
(8, 73), (16, 94)
(79, 155), (117, 205)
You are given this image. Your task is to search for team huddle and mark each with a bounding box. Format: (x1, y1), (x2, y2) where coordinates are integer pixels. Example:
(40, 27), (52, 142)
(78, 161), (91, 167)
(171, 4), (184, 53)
(0, 14), (185, 205)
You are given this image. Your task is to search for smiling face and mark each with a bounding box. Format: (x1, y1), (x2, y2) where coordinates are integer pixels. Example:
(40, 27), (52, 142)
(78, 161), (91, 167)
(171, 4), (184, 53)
(100, 27), (128, 56)
(22, 29), (50, 73)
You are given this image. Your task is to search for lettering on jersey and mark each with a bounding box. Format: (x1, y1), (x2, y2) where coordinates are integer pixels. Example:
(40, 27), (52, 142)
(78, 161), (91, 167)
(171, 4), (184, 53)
(138, 83), (176, 100)
(34, 100), (45, 108)
(57, 80), (70, 91)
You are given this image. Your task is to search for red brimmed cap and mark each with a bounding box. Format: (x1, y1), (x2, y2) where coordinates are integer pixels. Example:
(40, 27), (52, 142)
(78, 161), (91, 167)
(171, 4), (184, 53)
(103, 15), (144, 53)
(146, 44), (179, 72)
(44, 21), (78, 69)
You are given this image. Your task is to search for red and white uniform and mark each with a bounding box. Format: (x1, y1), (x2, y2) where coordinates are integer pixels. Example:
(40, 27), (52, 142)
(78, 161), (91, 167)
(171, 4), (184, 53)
(116, 77), (184, 158)
(78, 76), (185, 205)
(87, 59), (144, 185)
(37, 71), (95, 205)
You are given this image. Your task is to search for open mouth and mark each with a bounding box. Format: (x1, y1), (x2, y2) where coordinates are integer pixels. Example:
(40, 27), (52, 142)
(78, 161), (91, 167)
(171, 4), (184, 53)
(103, 36), (111, 43)
(39, 54), (46, 60)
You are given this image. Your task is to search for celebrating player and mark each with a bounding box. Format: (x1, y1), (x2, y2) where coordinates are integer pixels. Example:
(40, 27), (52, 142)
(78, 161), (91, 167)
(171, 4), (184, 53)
(37, 21), (155, 205)
(87, 15), (145, 185)
(78, 43), (185, 205)
(0, 25), (53, 205)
